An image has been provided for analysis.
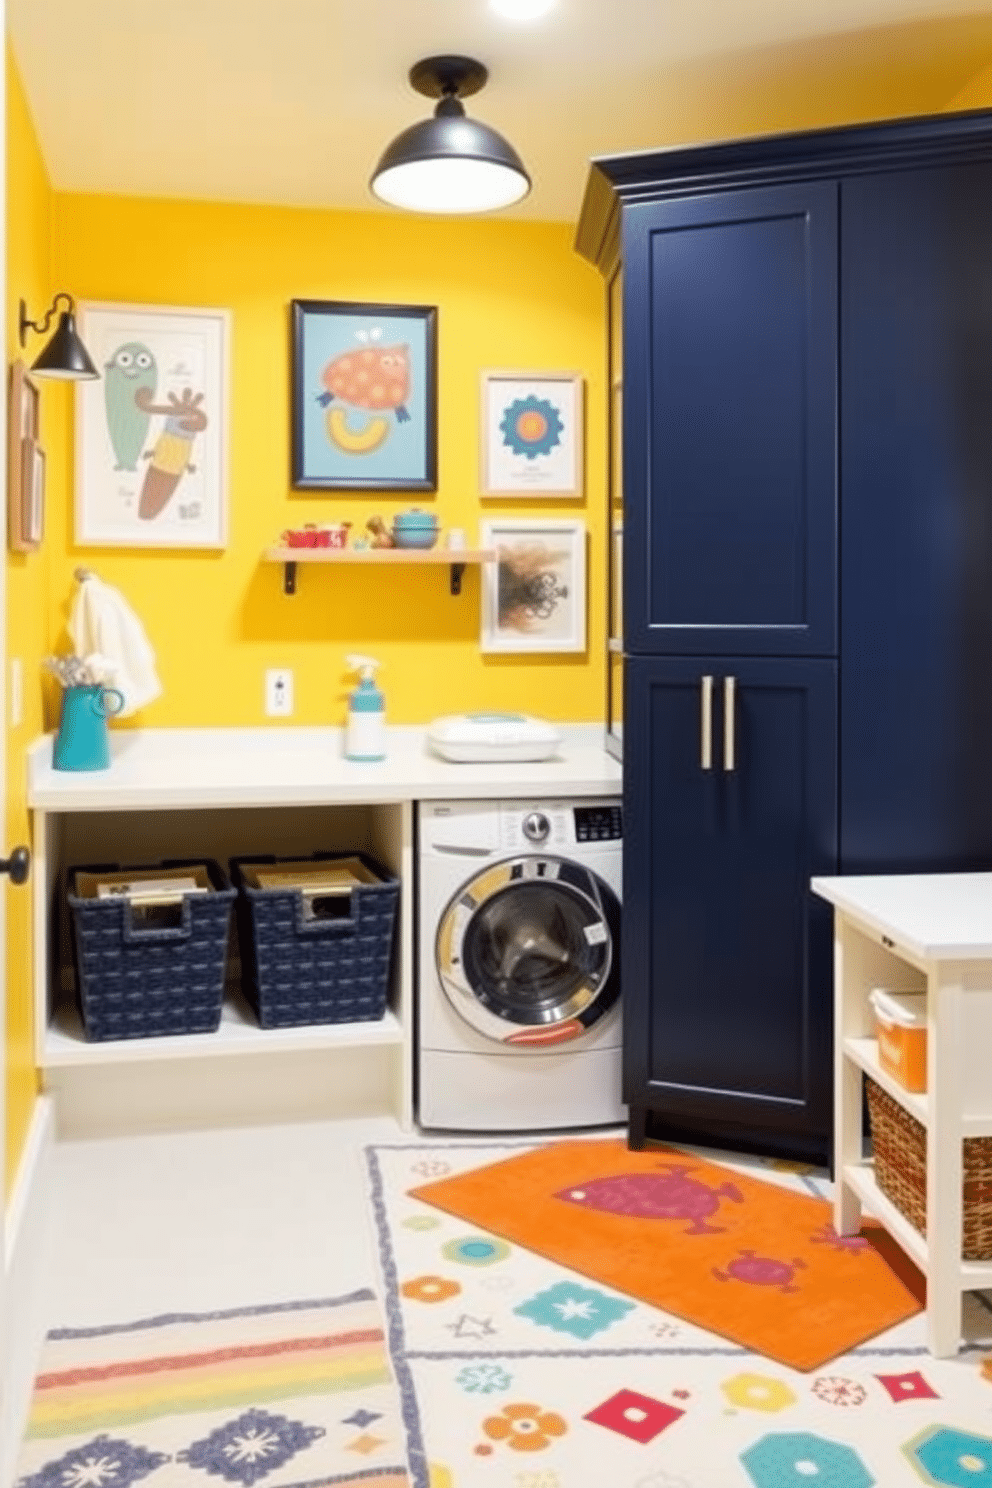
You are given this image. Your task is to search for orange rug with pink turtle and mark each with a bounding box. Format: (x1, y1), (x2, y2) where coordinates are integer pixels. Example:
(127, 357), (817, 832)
(409, 1138), (923, 1371)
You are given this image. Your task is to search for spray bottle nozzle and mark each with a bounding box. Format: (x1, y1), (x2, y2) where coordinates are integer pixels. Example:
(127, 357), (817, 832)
(345, 654), (382, 681)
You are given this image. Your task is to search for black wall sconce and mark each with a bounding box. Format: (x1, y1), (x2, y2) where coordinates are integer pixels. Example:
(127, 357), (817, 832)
(19, 293), (100, 380)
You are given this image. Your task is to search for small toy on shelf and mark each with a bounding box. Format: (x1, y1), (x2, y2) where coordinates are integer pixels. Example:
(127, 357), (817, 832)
(366, 515), (395, 549)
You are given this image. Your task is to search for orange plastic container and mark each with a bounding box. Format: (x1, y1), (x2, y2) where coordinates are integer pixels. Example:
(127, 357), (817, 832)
(869, 988), (927, 1093)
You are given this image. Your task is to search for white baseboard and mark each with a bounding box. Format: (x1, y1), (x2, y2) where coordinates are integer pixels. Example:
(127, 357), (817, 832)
(2, 1097), (55, 1488)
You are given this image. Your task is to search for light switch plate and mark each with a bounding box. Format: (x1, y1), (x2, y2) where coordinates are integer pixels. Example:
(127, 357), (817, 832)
(265, 668), (293, 717)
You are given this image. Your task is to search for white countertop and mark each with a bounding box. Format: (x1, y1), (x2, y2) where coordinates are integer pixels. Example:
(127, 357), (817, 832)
(27, 724), (622, 811)
(811, 872), (992, 960)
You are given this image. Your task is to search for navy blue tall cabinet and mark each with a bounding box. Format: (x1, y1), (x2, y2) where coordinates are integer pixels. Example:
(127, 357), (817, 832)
(577, 111), (992, 1162)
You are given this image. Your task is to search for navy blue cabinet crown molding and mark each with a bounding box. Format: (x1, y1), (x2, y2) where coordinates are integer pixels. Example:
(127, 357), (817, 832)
(575, 107), (992, 276)
(578, 108), (992, 1163)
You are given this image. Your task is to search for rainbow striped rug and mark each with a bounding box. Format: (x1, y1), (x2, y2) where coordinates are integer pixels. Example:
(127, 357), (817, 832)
(14, 1290), (412, 1488)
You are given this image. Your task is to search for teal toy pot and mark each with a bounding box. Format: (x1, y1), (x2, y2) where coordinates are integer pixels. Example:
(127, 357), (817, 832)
(53, 685), (125, 771)
(392, 508), (439, 549)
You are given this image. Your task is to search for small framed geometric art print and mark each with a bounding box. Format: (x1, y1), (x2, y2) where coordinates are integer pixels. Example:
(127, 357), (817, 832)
(480, 370), (584, 498)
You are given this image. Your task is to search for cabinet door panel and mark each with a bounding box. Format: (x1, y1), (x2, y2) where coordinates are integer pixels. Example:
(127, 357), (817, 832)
(841, 165), (992, 873)
(623, 183), (837, 655)
(623, 656), (837, 1137)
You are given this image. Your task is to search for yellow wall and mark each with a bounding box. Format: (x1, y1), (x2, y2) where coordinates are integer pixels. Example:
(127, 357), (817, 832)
(636, 12), (992, 148)
(5, 46), (61, 1195)
(51, 197), (607, 729)
(947, 57), (992, 111)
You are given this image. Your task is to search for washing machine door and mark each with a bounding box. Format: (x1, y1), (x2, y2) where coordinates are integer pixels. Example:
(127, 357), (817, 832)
(435, 856), (621, 1048)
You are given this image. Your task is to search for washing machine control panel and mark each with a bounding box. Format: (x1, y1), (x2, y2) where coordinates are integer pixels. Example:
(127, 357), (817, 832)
(495, 800), (623, 850)
(522, 811), (551, 843)
(573, 804), (623, 842)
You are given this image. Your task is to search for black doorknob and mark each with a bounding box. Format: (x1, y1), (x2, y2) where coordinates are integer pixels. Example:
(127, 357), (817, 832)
(0, 846), (30, 885)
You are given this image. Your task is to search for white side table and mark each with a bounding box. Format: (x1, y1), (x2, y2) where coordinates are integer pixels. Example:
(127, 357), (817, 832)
(811, 872), (992, 1356)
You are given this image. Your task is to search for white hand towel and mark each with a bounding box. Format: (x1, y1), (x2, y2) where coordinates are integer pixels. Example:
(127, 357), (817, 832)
(68, 575), (163, 718)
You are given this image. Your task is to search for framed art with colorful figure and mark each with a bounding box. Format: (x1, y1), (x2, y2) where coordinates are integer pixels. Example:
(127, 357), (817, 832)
(291, 299), (438, 491)
(480, 370), (584, 498)
(481, 517), (587, 653)
(74, 302), (231, 548)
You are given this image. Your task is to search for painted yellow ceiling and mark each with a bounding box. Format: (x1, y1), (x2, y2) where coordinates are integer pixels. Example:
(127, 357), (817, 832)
(8, 0), (992, 222)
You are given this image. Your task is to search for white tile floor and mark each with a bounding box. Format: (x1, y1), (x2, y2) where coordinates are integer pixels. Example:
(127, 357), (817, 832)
(42, 1117), (625, 1330)
(43, 1117), (417, 1328)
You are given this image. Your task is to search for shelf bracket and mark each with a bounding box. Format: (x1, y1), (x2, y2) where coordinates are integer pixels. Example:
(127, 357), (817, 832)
(283, 562), (297, 596)
(449, 562), (466, 596)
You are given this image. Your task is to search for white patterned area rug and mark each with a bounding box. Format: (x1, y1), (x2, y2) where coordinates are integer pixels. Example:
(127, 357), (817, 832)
(14, 1289), (410, 1488)
(365, 1141), (992, 1488)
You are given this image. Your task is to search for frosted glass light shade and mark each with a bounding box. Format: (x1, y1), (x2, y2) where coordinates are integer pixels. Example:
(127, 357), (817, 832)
(372, 156), (530, 214)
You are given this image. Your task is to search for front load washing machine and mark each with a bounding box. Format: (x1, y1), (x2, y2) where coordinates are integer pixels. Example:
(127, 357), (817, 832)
(417, 796), (624, 1131)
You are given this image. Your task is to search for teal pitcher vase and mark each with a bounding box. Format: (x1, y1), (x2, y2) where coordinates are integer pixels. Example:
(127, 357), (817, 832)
(53, 685), (125, 771)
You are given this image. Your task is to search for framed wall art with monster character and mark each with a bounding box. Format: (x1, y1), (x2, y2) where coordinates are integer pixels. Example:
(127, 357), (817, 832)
(290, 299), (437, 492)
(74, 302), (231, 548)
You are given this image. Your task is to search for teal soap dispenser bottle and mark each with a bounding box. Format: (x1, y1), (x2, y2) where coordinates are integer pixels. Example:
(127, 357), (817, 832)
(344, 655), (386, 761)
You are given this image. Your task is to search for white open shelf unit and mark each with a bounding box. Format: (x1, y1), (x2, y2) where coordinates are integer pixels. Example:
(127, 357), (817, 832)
(27, 725), (622, 1138)
(31, 792), (415, 1137)
(812, 871), (992, 1355)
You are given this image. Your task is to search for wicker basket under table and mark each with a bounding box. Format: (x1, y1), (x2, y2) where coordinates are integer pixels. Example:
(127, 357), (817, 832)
(865, 1076), (992, 1262)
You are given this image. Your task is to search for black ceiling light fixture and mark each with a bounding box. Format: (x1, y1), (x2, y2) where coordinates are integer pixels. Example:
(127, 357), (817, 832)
(19, 293), (100, 380)
(370, 55), (531, 215)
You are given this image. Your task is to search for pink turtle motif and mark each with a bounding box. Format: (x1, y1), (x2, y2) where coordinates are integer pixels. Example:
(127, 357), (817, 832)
(712, 1250), (807, 1293)
(554, 1163), (744, 1235)
(809, 1222), (873, 1254)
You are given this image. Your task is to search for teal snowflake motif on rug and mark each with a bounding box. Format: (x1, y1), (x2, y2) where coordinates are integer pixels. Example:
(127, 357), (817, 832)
(514, 1281), (635, 1341)
(456, 1363), (513, 1395)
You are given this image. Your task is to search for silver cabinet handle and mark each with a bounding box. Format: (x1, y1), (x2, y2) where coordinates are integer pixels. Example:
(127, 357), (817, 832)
(700, 675), (713, 770)
(724, 675), (736, 772)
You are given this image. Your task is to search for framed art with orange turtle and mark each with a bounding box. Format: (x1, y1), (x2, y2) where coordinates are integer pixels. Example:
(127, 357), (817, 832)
(480, 369), (584, 498)
(291, 299), (438, 491)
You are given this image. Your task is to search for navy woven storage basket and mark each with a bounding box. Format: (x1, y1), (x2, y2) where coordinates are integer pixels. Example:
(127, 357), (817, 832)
(67, 859), (236, 1042)
(232, 852), (399, 1028)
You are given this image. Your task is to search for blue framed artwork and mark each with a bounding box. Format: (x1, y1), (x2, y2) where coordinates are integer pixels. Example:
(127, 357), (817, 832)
(291, 299), (437, 491)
